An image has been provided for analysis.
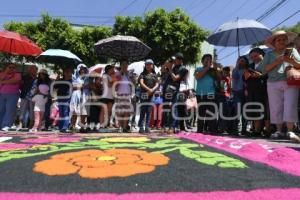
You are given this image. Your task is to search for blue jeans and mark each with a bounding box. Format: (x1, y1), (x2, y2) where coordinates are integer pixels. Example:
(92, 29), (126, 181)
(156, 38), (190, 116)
(162, 94), (176, 129)
(232, 90), (246, 132)
(138, 104), (152, 129)
(217, 95), (231, 131)
(44, 98), (52, 129)
(58, 101), (70, 131)
(0, 93), (19, 128)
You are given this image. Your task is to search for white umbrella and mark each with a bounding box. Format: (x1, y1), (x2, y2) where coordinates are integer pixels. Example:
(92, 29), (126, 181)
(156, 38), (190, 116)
(89, 64), (107, 75)
(128, 61), (159, 76)
(37, 49), (82, 66)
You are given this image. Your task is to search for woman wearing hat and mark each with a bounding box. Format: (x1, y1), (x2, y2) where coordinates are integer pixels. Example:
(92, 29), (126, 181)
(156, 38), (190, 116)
(260, 30), (300, 141)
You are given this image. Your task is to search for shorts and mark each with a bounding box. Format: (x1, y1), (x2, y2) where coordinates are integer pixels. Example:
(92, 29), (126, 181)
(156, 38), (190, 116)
(100, 98), (114, 104)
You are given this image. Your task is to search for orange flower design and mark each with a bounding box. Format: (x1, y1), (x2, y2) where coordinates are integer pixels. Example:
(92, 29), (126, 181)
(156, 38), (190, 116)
(33, 149), (169, 179)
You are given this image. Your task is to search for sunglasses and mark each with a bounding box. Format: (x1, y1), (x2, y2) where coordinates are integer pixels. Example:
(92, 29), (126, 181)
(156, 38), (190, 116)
(275, 38), (287, 42)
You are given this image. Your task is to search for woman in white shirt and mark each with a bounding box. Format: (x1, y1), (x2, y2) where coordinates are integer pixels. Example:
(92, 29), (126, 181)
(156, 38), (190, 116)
(98, 65), (117, 128)
(30, 84), (49, 132)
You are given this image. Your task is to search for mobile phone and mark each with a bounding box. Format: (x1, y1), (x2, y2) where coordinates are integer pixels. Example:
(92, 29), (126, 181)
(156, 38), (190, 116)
(284, 48), (292, 57)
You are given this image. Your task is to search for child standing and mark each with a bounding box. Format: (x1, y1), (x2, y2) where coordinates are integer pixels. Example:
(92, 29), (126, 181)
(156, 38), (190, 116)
(30, 84), (49, 132)
(150, 89), (163, 129)
(138, 59), (159, 133)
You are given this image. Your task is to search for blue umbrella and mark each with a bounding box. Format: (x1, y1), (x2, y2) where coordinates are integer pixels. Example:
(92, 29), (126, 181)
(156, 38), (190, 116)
(207, 19), (272, 55)
(37, 49), (82, 66)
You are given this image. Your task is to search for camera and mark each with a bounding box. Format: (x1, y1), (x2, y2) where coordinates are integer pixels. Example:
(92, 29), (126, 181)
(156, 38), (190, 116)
(284, 48), (292, 57)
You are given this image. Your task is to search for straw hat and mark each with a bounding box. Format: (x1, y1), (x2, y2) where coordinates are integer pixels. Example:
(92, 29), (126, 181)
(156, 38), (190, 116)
(265, 30), (297, 48)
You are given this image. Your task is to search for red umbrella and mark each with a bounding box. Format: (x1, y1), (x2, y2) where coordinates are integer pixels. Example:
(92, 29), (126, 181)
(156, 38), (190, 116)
(0, 31), (42, 56)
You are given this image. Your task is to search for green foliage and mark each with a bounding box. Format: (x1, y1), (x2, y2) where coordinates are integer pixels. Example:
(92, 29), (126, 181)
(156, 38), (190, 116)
(78, 26), (112, 65)
(0, 137), (247, 170)
(4, 13), (112, 69)
(4, 9), (207, 69)
(281, 22), (300, 34)
(113, 8), (208, 65)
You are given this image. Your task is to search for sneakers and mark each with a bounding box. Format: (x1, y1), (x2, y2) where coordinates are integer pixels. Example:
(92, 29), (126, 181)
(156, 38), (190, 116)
(16, 124), (23, 131)
(144, 128), (151, 133)
(123, 128), (131, 133)
(79, 128), (88, 133)
(1, 127), (10, 132)
(29, 128), (38, 133)
(139, 128), (145, 134)
(287, 132), (300, 142)
(271, 131), (285, 139)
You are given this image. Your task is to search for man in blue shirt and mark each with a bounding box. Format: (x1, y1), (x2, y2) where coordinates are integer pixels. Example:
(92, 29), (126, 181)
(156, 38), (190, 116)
(194, 54), (217, 133)
(232, 56), (249, 135)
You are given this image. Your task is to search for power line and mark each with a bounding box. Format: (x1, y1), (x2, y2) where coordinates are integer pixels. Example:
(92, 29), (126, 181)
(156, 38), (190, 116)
(186, 0), (209, 13)
(258, 0), (289, 22)
(210, 0), (250, 31)
(256, 0), (288, 22)
(192, 0), (216, 19)
(144, 0), (153, 13)
(215, 0), (234, 16)
(216, 47), (226, 54)
(218, 46), (245, 60)
(222, 0), (250, 20)
(271, 9), (300, 30)
(117, 0), (138, 15)
(241, 0), (270, 18)
(184, 0), (199, 11)
(101, 0), (138, 25)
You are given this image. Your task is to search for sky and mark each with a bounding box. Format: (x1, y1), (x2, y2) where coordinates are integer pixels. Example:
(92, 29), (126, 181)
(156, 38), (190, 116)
(0, 0), (299, 66)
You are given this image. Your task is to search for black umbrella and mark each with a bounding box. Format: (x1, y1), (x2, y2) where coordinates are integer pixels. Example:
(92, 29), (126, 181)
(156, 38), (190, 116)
(94, 35), (151, 62)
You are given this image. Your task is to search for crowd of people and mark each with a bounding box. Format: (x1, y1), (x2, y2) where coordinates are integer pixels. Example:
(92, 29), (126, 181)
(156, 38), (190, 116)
(0, 30), (300, 142)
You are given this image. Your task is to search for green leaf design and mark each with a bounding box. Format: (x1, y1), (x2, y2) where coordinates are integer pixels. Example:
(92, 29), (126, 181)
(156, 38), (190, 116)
(0, 138), (200, 163)
(0, 137), (247, 170)
(179, 148), (247, 169)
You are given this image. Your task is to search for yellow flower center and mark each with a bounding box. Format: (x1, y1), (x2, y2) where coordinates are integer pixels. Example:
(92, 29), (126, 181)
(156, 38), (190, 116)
(97, 156), (116, 161)
(100, 137), (150, 143)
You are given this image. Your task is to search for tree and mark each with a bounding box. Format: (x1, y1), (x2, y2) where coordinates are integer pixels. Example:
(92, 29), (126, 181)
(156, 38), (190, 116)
(77, 26), (112, 66)
(4, 9), (208, 68)
(281, 22), (300, 34)
(4, 14), (112, 69)
(113, 8), (208, 65)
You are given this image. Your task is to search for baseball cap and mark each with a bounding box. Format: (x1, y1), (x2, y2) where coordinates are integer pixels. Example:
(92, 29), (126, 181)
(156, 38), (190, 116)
(145, 59), (154, 65)
(174, 52), (184, 60)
